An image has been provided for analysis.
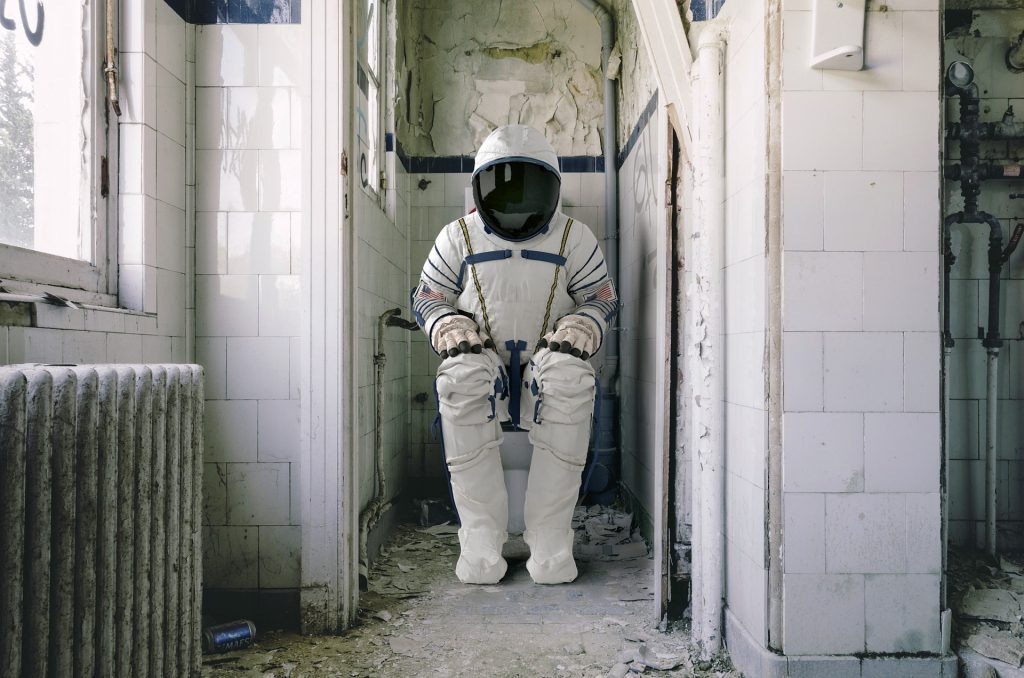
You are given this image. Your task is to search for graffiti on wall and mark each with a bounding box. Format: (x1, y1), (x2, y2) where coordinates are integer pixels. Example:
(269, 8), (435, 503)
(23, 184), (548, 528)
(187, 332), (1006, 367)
(0, 0), (44, 46)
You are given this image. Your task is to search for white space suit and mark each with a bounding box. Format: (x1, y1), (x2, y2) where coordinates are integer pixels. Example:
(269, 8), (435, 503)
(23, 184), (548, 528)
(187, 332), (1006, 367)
(413, 125), (618, 584)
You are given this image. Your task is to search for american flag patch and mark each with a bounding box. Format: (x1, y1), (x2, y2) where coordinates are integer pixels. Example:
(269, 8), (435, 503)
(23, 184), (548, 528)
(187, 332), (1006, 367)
(585, 280), (617, 303)
(417, 283), (446, 301)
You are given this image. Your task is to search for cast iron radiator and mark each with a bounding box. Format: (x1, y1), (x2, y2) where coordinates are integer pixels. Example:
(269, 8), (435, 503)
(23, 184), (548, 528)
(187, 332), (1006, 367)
(0, 364), (204, 678)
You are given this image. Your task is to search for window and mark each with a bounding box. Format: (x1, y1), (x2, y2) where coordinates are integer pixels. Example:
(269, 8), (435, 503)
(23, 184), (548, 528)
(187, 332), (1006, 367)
(357, 0), (383, 199)
(0, 1), (115, 302)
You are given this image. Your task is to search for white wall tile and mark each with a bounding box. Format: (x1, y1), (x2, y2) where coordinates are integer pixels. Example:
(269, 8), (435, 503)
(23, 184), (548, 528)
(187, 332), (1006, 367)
(258, 525), (300, 587)
(783, 252), (863, 331)
(196, 337), (227, 399)
(824, 332), (903, 412)
(784, 493), (826, 573)
(156, 201), (186, 273)
(156, 133), (186, 210)
(903, 171), (940, 251)
(258, 399), (300, 462)
(906, 493), (941, 574)
(724, 256), (766, 334)
(196, 26), (259, 87)
(259, 275), (301, 336)
(784, 412), (864, 492)
(863, 92), (940, 172)
(106, 333), (144, 363)
(203, 463), (227, 525)
(781, 11), (822, 92)
(258, 150), (302, 211)
(226, 462), (291, 525)
(902, 12), (940, 92)
(863, 252), (939, 331)
(203, 526), (257, 588)
(783, 574), (865, 655)
(823, 172), (903, 251)
(825, 493), (906, 573)
(904, 332), (940, 412)
(864, 574), (940, 652)
(196, 212), (228, 274)
(226, 337), (291, 399)
(205, 400), (257, 463)
(196, 274), (259, 336)
(61, 331), (107, 364)
(783, 171), (823, 250)
(154, 0), (186, 82)
(258, 25), (302, 87)
(864, 413), (940, 492)
(781, 92), (863, 171)
(156, 269), (186, 335)
(227, 212), (291, 274)
(784, 332), (823, 411)
(196, 150), (259, 212)
(7, 328), (62, 363)
(141, 335), (172, 362)
(156, 65), (186, 146)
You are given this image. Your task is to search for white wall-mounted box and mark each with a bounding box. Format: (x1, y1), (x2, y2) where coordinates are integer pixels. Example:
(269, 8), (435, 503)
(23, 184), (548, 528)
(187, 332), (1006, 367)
(810, 0), (866, 71)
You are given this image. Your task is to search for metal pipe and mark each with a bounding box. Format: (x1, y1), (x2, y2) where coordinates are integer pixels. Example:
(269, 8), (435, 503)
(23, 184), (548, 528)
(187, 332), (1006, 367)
(941, 344), (952, 607)
(986, 350), (999, 558)
(104, 0), (121, 116)
(358, 309), (418, 582)
(692, 23), (727, 657)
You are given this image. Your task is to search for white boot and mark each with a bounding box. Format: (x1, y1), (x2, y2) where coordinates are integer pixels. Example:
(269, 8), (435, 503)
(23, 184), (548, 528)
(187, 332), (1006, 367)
(523, 351), (595, 584)
(437, 352), (510, 584)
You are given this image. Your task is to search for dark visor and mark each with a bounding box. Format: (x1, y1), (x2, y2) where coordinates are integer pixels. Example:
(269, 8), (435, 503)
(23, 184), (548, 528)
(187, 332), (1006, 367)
(472, 161), (560, 241)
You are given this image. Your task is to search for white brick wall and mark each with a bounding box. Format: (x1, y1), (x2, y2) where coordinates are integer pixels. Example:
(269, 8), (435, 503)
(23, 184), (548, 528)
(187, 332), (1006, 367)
(780, 0), (942, 655)
(194, 22), (304, 593)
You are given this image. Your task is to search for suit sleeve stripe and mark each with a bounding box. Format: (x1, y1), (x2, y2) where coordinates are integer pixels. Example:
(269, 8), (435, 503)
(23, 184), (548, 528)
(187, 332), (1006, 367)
(568, 273), (609, 295)
(567, 262), (608, 293)
(433, 244), (460, 278)
(567, 244), (599, 285)
(427, 259), (461, 288)
(421, 271), (460, 294)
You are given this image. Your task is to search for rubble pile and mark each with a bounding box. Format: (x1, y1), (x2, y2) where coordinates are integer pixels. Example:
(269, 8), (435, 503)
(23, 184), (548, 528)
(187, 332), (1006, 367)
(951, 548), (1024, 670)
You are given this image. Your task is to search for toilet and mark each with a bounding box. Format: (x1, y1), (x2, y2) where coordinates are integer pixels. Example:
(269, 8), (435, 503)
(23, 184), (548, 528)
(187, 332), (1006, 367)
(498, 426), (533, 534)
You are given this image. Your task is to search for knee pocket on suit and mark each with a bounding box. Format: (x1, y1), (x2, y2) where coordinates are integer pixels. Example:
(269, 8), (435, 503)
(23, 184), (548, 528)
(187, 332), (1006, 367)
(528, 351), (595, 425)
(436, 352), (508, 424)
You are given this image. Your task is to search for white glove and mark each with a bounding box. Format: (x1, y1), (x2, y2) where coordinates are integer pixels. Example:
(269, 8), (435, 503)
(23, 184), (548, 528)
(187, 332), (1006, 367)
(541, 314), (600, 359)
(431, 314), (485, 357)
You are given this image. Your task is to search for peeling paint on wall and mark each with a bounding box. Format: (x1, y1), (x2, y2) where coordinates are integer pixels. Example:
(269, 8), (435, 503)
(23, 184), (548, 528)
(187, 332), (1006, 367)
(610, 0), (659, 152)
(396, 0), (605, 156)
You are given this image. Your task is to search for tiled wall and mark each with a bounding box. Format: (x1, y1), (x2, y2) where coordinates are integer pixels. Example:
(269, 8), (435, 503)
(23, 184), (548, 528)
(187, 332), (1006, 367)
(780, 1), (942, 655)
(617, 99), (661, 527)
(942, 11), (1024, 550)
(719, 1), (770, 648)
(0, 1), (191, 366)
(192, 21), (304, 622)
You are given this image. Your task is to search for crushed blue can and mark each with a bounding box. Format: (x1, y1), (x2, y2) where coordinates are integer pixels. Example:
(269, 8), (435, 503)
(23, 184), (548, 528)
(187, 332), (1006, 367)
(202, 620), (256, 654)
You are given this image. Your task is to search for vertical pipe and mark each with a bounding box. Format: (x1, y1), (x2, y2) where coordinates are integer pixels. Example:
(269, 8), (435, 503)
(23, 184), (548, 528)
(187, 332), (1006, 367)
(986, 350), (999, 558)
(72, 368), (100, 678)
(694, 24), (727, 657)
(163, 367), (181, 678)
(132, 367), (155, 678)
(49, 368), (78, 678)
(178, 368), (195, 677)
(0, 369), (27, 678)
(24, 369), (53, 678)
(95, 368), (119, 678)
(114, 367), (137, 678)
(191, 366), (205, 677)
(941, 345), (952, 606)
(150, 368), (170, 678)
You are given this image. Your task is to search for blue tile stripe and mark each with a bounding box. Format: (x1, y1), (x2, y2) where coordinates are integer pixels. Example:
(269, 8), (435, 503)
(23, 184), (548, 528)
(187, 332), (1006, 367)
(163, 0), (300, 24)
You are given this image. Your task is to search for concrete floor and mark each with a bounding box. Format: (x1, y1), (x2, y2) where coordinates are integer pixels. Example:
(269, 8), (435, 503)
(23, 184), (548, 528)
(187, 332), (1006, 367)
(201, 519), (738, 677)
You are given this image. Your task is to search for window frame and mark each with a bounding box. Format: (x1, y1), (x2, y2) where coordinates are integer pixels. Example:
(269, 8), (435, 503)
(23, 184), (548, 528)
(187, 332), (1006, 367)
(0, 0), (118, 307)
(356, 0), (384, 202)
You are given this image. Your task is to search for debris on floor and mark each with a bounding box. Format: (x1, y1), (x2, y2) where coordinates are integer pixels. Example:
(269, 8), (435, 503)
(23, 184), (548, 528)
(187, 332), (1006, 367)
(202, 505), (739, 678)
(950, 548), (1024, 675)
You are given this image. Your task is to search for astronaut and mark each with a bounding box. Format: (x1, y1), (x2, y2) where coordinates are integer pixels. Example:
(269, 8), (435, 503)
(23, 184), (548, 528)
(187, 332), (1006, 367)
(412, 125), (618, 585)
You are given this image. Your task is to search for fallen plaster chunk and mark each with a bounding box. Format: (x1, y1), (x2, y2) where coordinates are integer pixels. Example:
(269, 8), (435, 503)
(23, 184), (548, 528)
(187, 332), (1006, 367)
(637, 643), (689, 671)
(961, 588), (1024, 623)
(965, 630), (1024, 667)
(606, 663), (630, 678)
